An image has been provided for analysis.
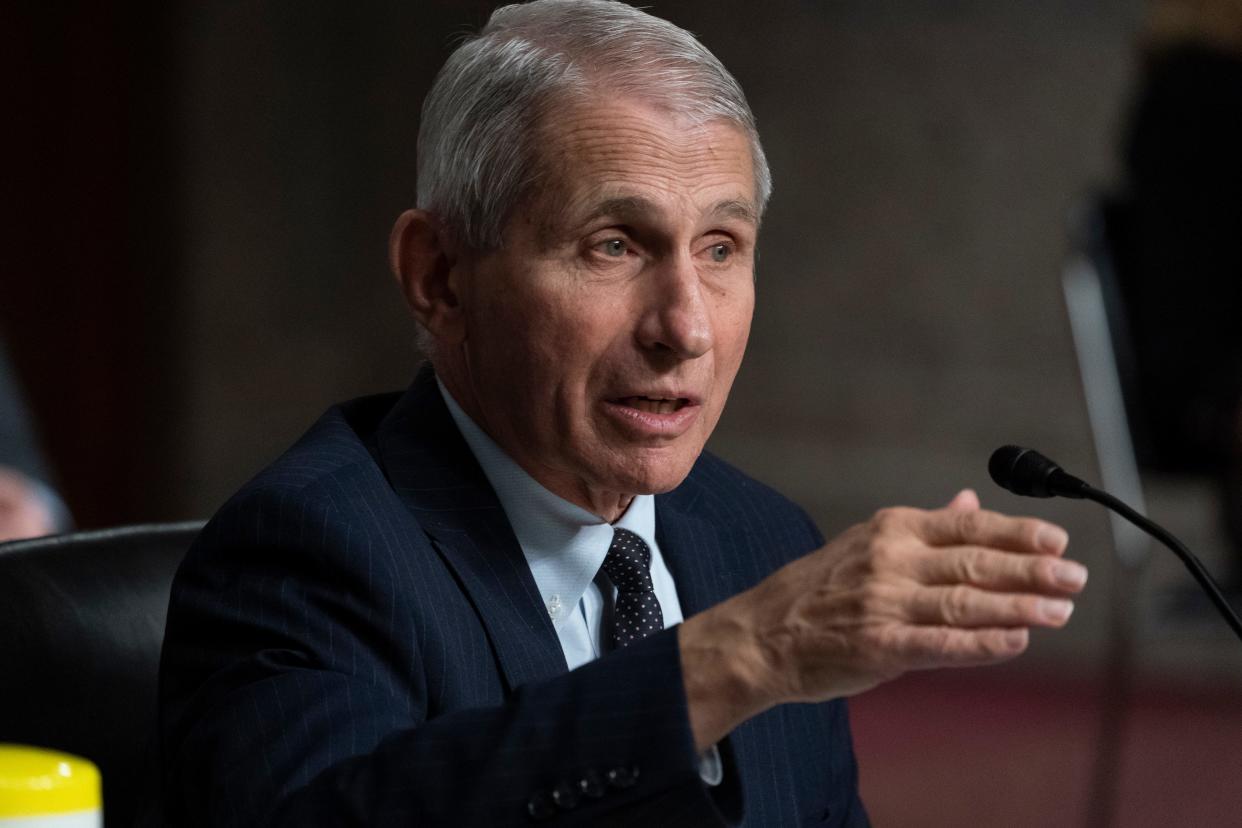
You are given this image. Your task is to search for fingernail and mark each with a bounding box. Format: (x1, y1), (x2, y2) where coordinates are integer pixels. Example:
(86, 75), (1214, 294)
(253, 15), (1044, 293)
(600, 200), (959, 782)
(1036, 525), (1069, 554)
(1005, 628), (1028, 649)
(1052, 561), (1088, 589)
(1039, 598), (1074, 623)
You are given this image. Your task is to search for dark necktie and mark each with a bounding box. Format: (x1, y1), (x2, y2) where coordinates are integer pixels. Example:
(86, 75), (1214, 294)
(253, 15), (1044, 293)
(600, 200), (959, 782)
(601, 527), (664, 649)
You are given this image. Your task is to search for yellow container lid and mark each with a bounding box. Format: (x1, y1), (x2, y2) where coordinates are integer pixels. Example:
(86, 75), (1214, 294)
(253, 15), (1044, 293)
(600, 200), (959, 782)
(0, 745), (100, 817)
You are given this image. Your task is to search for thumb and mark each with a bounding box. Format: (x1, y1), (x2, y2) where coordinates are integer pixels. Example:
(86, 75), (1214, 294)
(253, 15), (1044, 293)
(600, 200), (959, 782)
(945, 488), (980, 512)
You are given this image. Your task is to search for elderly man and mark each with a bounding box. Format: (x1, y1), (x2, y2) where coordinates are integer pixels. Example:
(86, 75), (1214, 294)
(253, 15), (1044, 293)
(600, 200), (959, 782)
(159, 2), (1088, 825)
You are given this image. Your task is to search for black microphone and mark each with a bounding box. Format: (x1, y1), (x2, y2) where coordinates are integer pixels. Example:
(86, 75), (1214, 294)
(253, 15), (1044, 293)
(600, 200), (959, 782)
(987, 445), (1089, 499)
(989, 445), (1242, 644)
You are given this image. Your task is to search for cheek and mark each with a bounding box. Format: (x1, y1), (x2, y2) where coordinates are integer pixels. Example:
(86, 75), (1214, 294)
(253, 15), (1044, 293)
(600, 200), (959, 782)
(535, 284), (633, 368)
(469, 281), (621, 403)
(715, 290), (755, 373)
(471, 276), (568, 356)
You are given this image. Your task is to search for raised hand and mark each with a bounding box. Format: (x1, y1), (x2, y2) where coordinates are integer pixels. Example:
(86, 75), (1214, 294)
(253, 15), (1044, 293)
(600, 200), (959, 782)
(679, 490), (1086, 750)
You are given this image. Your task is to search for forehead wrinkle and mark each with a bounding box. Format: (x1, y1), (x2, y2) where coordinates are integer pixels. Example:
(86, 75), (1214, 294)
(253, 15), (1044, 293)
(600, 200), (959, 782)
(566, 125), (745, 173)
(526, 104), (755, 245)
(551, 102), (750, 173)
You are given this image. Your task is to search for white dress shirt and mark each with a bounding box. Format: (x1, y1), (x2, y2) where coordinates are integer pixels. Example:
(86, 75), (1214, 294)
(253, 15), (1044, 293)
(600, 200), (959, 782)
(438, 380), (722, 785)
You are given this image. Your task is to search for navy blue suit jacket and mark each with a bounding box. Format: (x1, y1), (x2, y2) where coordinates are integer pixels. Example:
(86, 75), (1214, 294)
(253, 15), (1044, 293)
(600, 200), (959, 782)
(159, 367), (867, 826)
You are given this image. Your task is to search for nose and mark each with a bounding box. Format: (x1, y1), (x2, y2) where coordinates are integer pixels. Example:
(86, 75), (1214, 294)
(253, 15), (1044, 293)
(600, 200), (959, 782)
(636, 251), (713, 360)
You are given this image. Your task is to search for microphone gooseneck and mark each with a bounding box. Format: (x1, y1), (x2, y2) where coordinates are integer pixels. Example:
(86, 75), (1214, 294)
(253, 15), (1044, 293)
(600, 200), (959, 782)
(989, 445), (1242, 644)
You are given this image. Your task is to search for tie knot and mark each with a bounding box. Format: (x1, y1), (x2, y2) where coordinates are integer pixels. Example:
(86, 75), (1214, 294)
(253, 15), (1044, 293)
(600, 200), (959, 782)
(601, 527), (653, 594)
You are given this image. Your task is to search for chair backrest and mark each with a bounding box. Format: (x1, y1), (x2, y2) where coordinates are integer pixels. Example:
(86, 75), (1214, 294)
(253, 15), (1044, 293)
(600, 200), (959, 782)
(0, 522), (203, 827)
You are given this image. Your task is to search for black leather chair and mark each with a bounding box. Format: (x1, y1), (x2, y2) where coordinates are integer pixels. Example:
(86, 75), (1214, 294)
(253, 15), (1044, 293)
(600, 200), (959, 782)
(0, 522), (203, 827)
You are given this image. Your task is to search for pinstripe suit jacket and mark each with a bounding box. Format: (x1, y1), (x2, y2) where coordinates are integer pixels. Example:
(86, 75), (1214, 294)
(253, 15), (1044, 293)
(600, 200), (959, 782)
(158, 366), (867, 826)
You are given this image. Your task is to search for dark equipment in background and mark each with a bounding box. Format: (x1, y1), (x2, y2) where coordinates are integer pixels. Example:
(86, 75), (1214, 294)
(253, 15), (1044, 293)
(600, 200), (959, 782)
(1105, 43), (1242, 571)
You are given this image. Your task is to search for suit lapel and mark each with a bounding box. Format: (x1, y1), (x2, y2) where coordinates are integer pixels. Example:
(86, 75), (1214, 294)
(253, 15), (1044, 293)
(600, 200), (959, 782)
(374, 365), (567, 691)
(655, 474), (741, 617)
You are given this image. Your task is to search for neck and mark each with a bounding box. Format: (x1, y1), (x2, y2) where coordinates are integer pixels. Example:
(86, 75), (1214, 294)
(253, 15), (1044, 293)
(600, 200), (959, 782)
(434, 358), (636, 523)
(575, 490), (634, 524)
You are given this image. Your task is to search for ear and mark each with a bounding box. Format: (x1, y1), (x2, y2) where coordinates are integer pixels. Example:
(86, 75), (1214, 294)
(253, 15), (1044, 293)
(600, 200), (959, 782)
(389, 209), (467, 346)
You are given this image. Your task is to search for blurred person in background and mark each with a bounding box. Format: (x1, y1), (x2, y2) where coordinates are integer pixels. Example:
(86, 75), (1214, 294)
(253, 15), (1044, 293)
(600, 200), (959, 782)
(0, 340), (68, 541)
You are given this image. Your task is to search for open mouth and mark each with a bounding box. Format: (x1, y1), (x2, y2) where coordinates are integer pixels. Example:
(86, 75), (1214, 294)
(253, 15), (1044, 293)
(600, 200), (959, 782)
(614, 396), (691, 414)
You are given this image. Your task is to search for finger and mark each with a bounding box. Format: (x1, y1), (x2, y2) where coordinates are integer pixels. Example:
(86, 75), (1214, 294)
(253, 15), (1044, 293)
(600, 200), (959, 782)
(887, 625), (1029, 669)
(916, 545), (1088, 594)
(914, 507), (1069, 556)
(944, 489), (980, 512)
(907, 585), (1075, 628)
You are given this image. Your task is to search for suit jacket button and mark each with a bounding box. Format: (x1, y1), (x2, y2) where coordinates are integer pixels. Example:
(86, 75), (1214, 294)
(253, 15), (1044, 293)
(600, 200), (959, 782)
(526, 791), (556, 820)
(577, 770), (605, 799)
(606, 765), (639, 789)
(551, 781), (579, 810)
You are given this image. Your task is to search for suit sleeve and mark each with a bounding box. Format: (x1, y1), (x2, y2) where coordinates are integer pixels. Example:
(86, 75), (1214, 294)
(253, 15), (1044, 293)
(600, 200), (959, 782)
(798, 505), (870, 827)
(159, 484), (742, 827)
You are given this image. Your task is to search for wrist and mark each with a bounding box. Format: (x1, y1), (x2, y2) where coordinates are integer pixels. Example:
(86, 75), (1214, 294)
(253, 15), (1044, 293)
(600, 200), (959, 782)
(678, 596), (776, 752)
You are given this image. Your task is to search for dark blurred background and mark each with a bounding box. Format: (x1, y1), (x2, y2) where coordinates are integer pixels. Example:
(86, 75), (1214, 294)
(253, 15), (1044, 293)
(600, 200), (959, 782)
(5, 1), (1242, 824)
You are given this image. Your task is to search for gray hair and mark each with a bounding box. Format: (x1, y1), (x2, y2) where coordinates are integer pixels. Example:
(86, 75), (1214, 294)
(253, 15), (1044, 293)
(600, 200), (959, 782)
(415, 0), (772, 251)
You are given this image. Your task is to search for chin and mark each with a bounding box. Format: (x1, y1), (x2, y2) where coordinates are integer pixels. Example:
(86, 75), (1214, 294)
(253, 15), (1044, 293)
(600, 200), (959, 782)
(596, 447), (701, 496)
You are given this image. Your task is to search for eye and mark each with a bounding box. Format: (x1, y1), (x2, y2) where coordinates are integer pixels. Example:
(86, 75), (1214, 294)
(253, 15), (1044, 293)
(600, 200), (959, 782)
(708, 242), (732, 263)
(599, 238), (627, 257)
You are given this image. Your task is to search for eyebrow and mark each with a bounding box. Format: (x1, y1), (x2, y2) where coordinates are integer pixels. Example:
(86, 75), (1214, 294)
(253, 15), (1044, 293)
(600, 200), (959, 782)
(710, 198), (760, 226)
(575, 195), (760, 230)
(578, 196), (654, 228)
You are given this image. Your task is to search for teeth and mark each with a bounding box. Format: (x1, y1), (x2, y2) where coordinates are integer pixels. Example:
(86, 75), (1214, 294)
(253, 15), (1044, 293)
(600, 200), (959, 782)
(625, 397), (681, 414)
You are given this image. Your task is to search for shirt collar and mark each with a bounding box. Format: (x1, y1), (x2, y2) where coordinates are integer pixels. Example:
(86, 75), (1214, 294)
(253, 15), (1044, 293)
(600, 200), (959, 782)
(436, 378), (657, 629)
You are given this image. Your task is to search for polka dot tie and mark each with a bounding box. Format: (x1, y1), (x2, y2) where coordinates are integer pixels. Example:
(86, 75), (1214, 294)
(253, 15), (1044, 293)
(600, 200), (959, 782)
(601, 527), (664, 649)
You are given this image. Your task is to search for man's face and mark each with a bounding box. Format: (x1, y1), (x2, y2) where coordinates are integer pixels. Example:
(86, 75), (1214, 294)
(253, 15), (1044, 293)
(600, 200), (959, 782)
(451, 99), (757, 513)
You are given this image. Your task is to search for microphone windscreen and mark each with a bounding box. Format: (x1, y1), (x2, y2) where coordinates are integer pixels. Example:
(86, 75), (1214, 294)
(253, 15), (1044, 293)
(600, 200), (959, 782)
(989, 445), (1061, 498)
